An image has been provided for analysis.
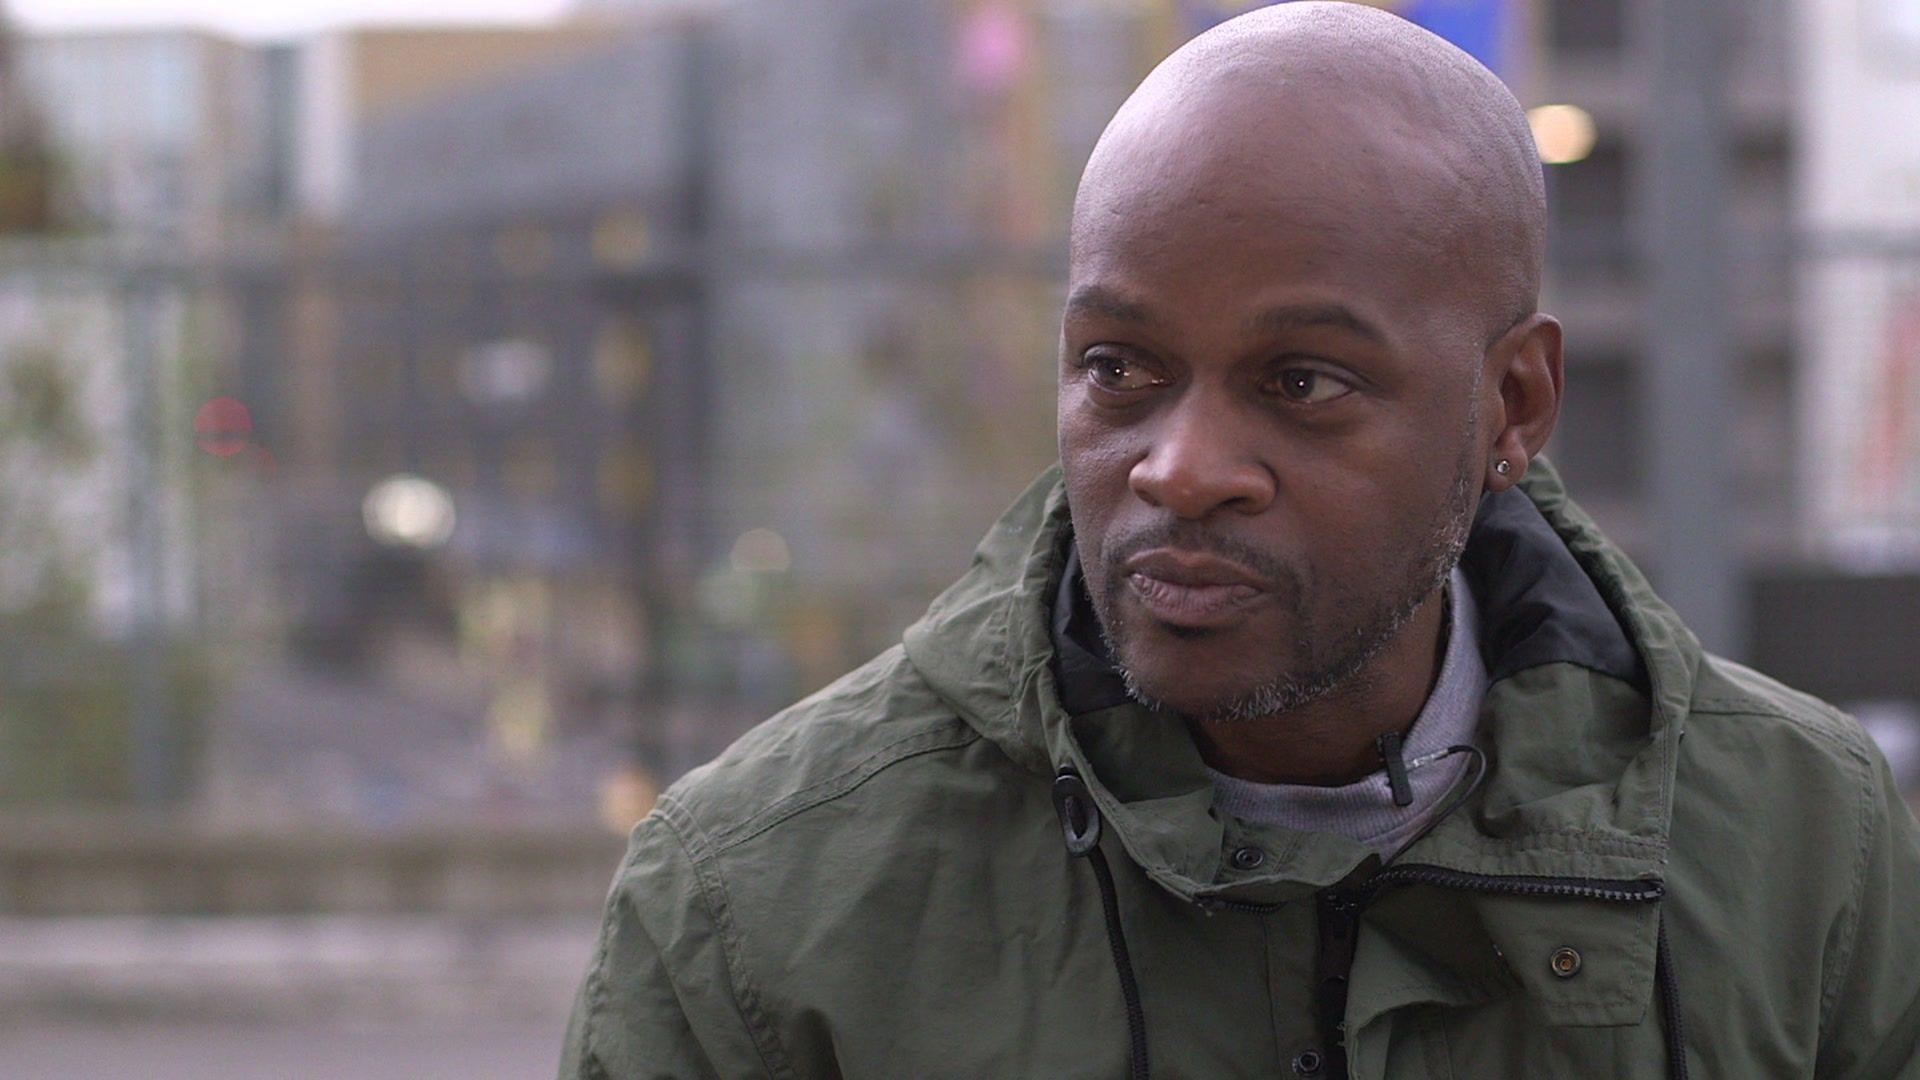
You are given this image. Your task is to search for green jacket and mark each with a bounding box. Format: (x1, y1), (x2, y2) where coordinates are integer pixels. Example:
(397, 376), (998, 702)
(561, 459), (1920, 1078)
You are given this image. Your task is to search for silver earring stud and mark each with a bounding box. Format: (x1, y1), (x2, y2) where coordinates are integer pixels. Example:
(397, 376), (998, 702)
(1494, 458), (1512, 476)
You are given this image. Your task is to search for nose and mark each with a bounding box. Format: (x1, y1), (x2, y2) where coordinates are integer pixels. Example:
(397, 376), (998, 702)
(1128, 395), (1275, 519)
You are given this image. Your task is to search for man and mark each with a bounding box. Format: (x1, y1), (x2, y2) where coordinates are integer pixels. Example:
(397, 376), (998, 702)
(561, 4), (1920, 1077)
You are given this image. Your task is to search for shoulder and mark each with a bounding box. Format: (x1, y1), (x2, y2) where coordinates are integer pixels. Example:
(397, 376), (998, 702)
(1677, 652), (1883, 870)
(1668, 652), (1890, 932)
(602, 644), (1045, 992)
(648, 645), (994, 858)
(1674, 655), (1920, 1064)
(1685, 652), (1878, 785)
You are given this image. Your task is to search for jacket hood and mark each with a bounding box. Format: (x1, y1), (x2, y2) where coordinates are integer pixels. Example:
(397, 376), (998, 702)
(904, 458), (1705, 1029)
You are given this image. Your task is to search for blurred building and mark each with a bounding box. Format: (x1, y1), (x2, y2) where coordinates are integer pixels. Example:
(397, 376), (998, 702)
(291, 23), (629, 222)
(7, 0), (1898, 801)
(1773, 0), (1920, 740)
(246, 20), (711, 783)
(0, 14), (54, 234)
(1794, 0), (1920, 560)
(1528, 0), (1796, 551)
(235, 3), (1060, 777)
(268, 0), (1920, 782)
(14, 30), (284, 244)
(0, 24), (300, 804)
(0, 27), (295, 645)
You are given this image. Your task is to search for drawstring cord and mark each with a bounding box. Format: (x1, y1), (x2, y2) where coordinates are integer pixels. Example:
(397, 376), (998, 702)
(1053, 768), (1150, 1080)
(1054, 762), (1689, 1080)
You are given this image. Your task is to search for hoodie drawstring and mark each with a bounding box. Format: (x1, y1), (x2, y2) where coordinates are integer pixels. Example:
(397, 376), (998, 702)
(1053, 768), (1150, 1080)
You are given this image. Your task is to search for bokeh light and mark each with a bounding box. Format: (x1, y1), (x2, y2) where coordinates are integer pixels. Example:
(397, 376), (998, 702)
(730, 528), (792, 574)
(1527, 103), (1597, 165)
(193, 396), (252, 457)
(362, 474), (457, 549)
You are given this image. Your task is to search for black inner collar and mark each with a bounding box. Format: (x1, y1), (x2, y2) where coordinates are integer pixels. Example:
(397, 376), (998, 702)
(1051, 485), (1647, 719)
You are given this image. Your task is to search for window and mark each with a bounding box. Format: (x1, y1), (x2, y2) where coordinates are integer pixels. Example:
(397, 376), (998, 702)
(1549, 357), (1642, 498)
(1547, 0), (1626, 53)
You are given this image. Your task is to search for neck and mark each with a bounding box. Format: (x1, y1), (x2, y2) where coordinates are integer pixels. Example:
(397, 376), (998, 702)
(1186, 582), (1450, 786)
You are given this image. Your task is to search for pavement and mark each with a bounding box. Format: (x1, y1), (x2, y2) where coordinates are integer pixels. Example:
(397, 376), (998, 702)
(0, 915), (597, 1079)
(2, 645), (655, 1078)
(0, 1019), (568, 1080)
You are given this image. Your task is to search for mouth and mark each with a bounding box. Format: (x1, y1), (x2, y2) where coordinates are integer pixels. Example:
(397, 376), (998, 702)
(1122, 549), (1272, 628)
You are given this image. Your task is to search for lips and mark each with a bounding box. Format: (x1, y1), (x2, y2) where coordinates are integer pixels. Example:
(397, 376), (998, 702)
(1122, 549), (1272, 627)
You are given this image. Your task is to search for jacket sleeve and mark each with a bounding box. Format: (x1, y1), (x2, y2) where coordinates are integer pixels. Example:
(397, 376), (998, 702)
(558, 806), (780, 1080)
(1814, 744), (1920, 1079)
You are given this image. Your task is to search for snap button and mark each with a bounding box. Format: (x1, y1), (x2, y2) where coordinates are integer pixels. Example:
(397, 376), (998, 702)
(1550, 946), (1582, 978)
(1291, 1047), (1325, 1076)
(1228, 845), (1265, 871)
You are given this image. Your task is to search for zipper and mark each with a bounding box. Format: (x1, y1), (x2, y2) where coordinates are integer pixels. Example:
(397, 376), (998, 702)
(1315, 889), (1362, 1078)
(1194, 866), (1663, 916)
(1343, 864), (1665, 907)
(1302, 864), (1665, 1079)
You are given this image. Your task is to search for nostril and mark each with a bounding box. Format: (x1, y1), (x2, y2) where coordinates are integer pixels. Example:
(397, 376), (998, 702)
(1128, 438), (1275, 520)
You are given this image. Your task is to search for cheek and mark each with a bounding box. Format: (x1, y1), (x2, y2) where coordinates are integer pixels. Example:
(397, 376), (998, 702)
(1059, 411), (1141, 584)
(1299, 470), (1456, 583)
(1284, 471), (1417, 565)
(1058, 405), (1139, 498)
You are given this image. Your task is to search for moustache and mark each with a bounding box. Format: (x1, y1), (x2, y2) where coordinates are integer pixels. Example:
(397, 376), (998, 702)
(1099, 519), (1303, 597)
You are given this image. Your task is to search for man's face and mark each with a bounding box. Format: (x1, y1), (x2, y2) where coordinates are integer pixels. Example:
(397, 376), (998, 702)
(1058, 112), (1491, 722)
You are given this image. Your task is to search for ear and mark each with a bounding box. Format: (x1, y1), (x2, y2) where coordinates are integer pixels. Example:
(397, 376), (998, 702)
(1481, 313), (1563, 492)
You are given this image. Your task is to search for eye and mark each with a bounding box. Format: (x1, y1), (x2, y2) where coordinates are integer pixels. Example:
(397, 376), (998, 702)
(1081, 351), (1168, 393)
(1267, 367), (1354, 404)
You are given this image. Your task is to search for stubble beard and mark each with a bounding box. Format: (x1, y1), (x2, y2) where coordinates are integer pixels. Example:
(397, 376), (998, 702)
(1095, 443), (1481, 725)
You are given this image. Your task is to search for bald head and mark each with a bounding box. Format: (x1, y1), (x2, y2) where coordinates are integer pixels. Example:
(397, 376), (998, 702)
(1056, 3), (1567, 738)
(1071, 1), (1546, 341)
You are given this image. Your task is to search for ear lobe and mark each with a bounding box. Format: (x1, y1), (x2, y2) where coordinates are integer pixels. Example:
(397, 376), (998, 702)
(1484, 313), (1562, 491)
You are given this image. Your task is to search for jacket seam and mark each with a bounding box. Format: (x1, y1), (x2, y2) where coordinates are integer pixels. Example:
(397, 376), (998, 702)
(657, 797), (800, 1080)
(705, 724), (983, 852)
(1464, 827), (1664, 851)
(1817, 755), (1880, 1050)
(1690, 697), (1842, 718)
(1686, 695), (1878, 1052)
(578, 874), (619, 1080)
(1426, 828), (1666, 858)
(1361, 977), (1640, 1011)
(1686, 699), (1865, 751)
(1418, 1006), (1457, 1080)
(1362, 978), (1497, 1001)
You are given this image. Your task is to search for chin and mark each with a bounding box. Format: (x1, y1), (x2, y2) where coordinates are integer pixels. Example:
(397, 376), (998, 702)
(1116, 651), (1278, 720)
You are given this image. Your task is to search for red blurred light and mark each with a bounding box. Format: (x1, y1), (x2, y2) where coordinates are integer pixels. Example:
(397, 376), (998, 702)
(195, 396), (253, 457)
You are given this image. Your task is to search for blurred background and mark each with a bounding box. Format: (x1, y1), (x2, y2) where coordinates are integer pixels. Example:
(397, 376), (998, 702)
(0, 0), (1914, 1075)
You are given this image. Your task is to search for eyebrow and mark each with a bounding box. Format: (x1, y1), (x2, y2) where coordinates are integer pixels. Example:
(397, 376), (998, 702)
(1245, 302), (1387, 346)
(1065, 285), (1387, 346)
(1064, 285), (1154, 324)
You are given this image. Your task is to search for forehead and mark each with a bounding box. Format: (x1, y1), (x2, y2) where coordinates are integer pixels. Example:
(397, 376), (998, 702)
(1067, 93), (1487, 341)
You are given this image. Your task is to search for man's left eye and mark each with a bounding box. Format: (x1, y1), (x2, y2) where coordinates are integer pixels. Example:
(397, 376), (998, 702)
(1269, 368), (1353, 404)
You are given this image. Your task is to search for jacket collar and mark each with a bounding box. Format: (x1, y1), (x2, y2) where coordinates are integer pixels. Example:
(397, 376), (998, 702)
(1050, 481), (1652, 718)
(904, 459), (1698, 833)
(902, 458), (1703, 1025)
